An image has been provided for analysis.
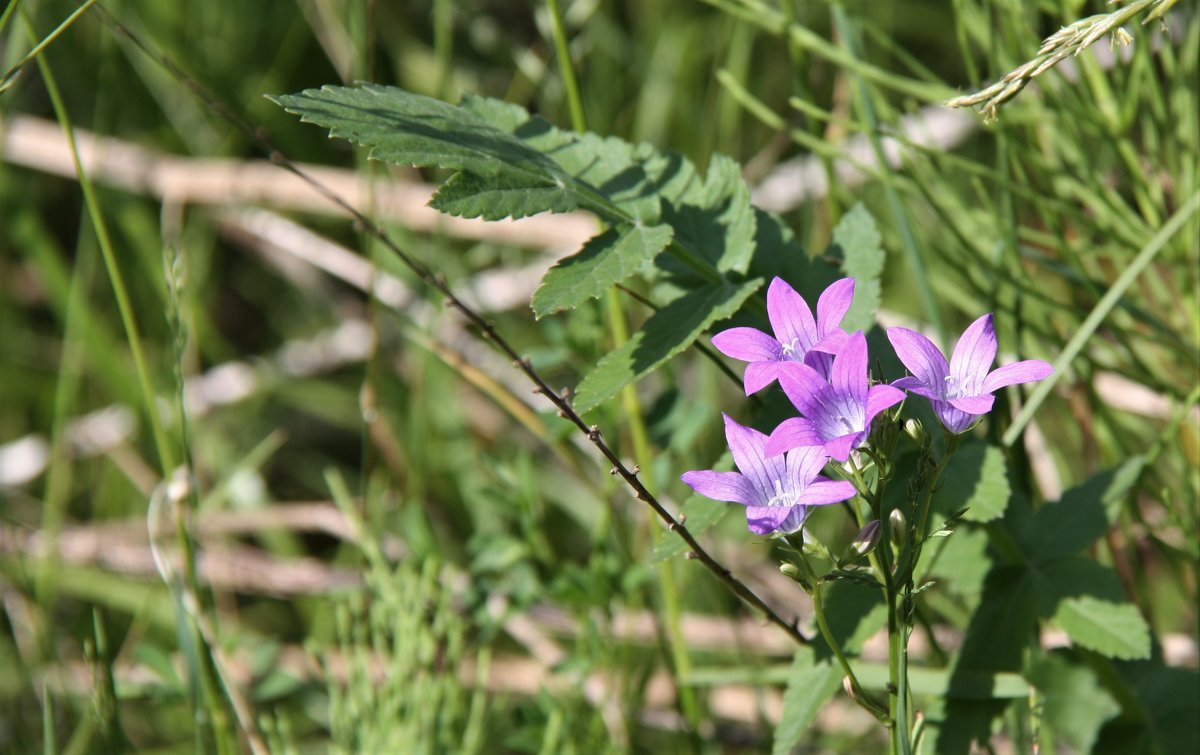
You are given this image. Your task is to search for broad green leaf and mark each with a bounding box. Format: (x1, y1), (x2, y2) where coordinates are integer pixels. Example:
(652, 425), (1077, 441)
(1094, 659), (1200, 755)
(934, 442), (1010, 523)
(573, 279), (762, 413)
(1026, 652), (1119, 753)
(830, 203), (884, 332)
(271, 84), (570, 185)
(651, 491), (731, 562)
(1017, 461), (1142, 561)
(664, 154), (756, 274)
(920, 527), (991, 603)
(1052, 596), (1151, 659)
(531, 224), (673, 318)
(772, 647), (842, 755)
(430, 171), (579, 220)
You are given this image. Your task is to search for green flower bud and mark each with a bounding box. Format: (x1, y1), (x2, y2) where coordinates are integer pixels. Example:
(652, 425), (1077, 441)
(904, 418), (926, 446)
(889, 508), (908, 549)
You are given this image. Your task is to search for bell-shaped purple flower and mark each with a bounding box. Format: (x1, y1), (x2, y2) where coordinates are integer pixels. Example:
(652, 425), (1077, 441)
(764, 331), (906, 462)
(681, 414), (856, 535)
(886, 314), (1053, 434)
(712, 277), (854, 394)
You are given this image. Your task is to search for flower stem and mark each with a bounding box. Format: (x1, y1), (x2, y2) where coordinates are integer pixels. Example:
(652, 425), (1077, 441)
(796, 550), (891, 725)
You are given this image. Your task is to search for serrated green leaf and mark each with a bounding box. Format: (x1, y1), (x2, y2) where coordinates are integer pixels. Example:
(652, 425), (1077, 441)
(935, 443), (1010, 523)
(664, 154), (756, 274)
(532, 224), (673, 317)
(1053, 596), (1151, 659)
(1027, 652), (1120, 753)
(430, 171), (579, 219)
(271, 84), (568, 185)
(772, 647), (842, 755)
(830, 203), (884, 332)
(651, 492), (730, 562)
(573, 279), (762, 413)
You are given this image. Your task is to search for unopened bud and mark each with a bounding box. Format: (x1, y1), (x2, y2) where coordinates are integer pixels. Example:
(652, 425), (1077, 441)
(904, 418), (926, 446)
(889, 508), (907, 549)
(849, 520), (881, 560)
(779, 563), (801, 580)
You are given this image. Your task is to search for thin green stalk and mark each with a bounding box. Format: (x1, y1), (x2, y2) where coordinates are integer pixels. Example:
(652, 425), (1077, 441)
(0, 0), (97, 92)
(545, 0), (586, 135)
(844, 454), (907, 751)
(831, 5), (944, 344)
(795, 550), (891, 725)
(32, 18), (175, 475)
(1004, 191), (1200, 445)
(545, 0), (700, 728)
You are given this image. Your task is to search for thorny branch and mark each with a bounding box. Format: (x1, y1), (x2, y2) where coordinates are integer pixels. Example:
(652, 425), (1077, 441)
(81, 3), (810, 645)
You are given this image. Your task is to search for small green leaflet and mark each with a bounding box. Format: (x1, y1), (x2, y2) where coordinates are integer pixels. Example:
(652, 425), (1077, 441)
(573, 279), (762, 413)
(830, 203), (884, 332)
(531, 224), (673, 318)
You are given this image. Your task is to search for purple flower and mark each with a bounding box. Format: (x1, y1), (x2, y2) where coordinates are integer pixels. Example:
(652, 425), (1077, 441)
(764, 331), (906, 462)
(886, 314), (1053, 434)
(712, 277), (854, 394)
(681, 414), (857, 535)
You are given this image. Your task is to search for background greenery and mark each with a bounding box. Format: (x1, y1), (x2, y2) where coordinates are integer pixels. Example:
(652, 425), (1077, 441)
(0, 0), (1196, 752)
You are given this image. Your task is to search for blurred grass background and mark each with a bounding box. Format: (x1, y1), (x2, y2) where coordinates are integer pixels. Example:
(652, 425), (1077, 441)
(0, 0), (1196, 752)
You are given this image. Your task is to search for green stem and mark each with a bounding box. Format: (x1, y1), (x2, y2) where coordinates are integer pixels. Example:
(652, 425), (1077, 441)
(545, 0), (586, 132)
(545, 0), (701, 728)
(796, 550), (891, 725)
(33, 14), (175, 475)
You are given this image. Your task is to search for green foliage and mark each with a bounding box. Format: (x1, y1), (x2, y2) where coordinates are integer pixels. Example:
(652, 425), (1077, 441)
(934, 442), (1011, 523)
(572, 278), (762, 413)
(829, 203), (885, 332)
(532, 224), (674, 317)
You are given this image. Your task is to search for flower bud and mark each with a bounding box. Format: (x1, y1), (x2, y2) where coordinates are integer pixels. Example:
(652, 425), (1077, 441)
(904, 418), (926, 446)
(838, 520), (880, 564)
(779, 562), (801, 580)
(889, 508), (907, 549)
(852, 520), (881, 556)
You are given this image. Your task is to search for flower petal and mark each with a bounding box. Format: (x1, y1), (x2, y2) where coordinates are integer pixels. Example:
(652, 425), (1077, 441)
(745, 505), (797, 535)
(798, 479), (857, 506)
(831, 331), (869, 406)
(824, 433), (860, 462)
(931, 399), (978, 434)
(777, 362), (830, 419)
(816, 278), (855, 335)
(774, 506), (810, 535)
(712, 327), (782, 362)
(810, 329), (849, 355)
(785, 444), (829, 486)
(722, 414), (781, 499)
(949, 314), (998, 392)
(887, 327), (948, 392)
(680, 470), (758, 506)
(981, 360), (1054, 393)
(865, 384), (906, 424)
(765, 417), (822, 457)
(767, 277), (818, 353)
(891, 377), (942, 402)
(743, 361), (780, 394)
(949, 394), (994, 414)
